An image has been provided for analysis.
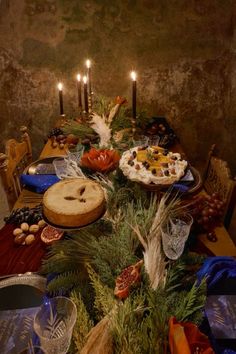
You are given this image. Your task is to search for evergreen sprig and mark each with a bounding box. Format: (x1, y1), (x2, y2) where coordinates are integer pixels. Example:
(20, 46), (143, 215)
(62, 121), (95, 138)
(87, 264), (116, 319)
(69, 290), (94, 353)
(175, 279), (206, 323)
(46, 271), (84, 296)
(112, 292), (146, 354)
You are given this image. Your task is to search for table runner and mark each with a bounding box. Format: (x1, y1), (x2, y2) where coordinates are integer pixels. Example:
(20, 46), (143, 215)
(0, 224), (46, 276)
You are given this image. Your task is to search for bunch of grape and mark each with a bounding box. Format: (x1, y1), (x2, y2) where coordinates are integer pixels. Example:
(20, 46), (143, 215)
(48, 127), (64, 138)
(190, 193), (225, 232)
(4, 204), (43, 225)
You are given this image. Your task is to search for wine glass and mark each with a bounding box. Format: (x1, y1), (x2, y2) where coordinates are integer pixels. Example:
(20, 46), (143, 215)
(161, 213), (193, 260)
(33, 297), (77, 354)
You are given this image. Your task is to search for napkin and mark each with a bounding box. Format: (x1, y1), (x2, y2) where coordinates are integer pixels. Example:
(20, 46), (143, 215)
(197, 257), (236, 292)
(20, 174), (60, 193)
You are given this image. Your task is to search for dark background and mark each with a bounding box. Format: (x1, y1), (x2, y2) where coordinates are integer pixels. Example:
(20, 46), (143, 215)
(0, 0), (235, 174)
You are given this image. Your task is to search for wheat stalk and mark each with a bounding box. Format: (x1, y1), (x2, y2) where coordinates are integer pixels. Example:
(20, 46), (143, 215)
(129, 193), (182, 290)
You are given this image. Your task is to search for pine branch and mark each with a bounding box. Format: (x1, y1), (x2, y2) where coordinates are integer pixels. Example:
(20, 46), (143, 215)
(41, 229), (101, 275)
(70, 290), (94, 353)
(87, 264), (116, 319)
(175, 279), (206, 323)
(46, 270), (84, 296)
(62, 121), (95, 138)
(111, 293), (146, 354)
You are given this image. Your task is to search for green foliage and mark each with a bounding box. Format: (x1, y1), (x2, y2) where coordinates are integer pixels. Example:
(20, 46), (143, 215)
(135, 109), (150, 129)
(41, 175), (207, 353)
(91, 220), (139, 288)
(70, 290), (94, 353)
(87, 264), (116, 319)
(112, 292), (146, 354)
(93, 95), (112, 117)
(175, 279), (206, 324)
(47, 270), (84, 296)
(111, 106), (132, 133)
(110, 257), (206, 354)
(41, 232), (95, 275)
(62, 121), (95, 138)
(105, 170), (148, 217)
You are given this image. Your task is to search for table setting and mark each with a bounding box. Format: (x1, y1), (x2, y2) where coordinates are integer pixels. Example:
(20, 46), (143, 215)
(0, 63), (235, 354)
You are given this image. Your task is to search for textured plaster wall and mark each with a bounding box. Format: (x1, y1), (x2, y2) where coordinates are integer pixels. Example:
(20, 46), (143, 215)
(0, 0), (235, 173)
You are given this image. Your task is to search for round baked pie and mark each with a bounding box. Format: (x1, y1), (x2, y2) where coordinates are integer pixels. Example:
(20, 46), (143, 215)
(43, 178), (106, 228)
(119, 146), (188, 185)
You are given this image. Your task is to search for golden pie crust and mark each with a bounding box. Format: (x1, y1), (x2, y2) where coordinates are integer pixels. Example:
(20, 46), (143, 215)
(43, 178), (106, 227)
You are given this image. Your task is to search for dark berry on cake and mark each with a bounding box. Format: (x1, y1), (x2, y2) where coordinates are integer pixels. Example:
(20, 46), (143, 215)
(164, 170), (170, 176)
(162, 149), (169, 156)
(128, 160), (135, 166)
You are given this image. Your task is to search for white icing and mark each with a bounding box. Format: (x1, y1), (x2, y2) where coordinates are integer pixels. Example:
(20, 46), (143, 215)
(119, 146), (188, 185)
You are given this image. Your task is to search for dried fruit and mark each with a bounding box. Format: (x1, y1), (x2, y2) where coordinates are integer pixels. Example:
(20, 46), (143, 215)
(14, 233), (26, 245)
(38, 219), (46, 228)
(20, 222), (29, 232)
(25, 234), (35, 245)
(13, 228), (23, 236)
(29, 224), (39, 233)
(41, 225), (64, 245)
(114, 260), (143, 299)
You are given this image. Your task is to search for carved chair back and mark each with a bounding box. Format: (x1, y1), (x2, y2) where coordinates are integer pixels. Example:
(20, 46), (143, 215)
(203, 145), (236, 229)
(0, 126), (32, 209)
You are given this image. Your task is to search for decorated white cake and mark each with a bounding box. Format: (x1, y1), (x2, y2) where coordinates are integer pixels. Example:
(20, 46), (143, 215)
(43, 178), (106, 227)
(119, 145), (188, 185)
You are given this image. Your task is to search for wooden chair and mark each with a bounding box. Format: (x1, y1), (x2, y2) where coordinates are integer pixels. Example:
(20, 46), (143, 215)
(195, 144), (236, 256)
(203, 144), (236, 229)
(0, 126), (32, 209)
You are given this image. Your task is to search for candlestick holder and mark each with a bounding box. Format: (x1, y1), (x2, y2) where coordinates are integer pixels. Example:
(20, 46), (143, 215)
(88, 92), (93, 120)
(81, 109), (90, 125)
(131, 117), (136, 137)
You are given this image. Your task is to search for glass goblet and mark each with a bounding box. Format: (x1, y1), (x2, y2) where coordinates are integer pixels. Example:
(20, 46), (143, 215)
(161, 213), (193, 260)
(33, 297), (77, 354)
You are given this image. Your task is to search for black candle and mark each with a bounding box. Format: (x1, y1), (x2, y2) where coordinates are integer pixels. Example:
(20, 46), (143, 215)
(83, 76), (89, 113)
(58, 83), (64, 115)
(86, 59), (92, 94)
(77, 74), (82, 109)
(131, 71), (137, 119)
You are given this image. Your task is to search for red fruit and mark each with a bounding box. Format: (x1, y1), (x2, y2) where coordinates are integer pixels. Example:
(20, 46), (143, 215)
(203, 216), (209, 224)
(208, 208), (215, 216)
(40, 225), (64, 245)
(66, 133), (79, 145)
(114, 260), (143, 299)
(201, 209), (208, 217)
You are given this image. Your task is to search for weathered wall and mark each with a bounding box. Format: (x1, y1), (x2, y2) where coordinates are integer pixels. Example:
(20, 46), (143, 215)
(0, 0), (235, 173)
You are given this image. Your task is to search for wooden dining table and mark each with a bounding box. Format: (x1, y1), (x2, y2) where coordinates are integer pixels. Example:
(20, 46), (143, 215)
(0, 137), (235, 277)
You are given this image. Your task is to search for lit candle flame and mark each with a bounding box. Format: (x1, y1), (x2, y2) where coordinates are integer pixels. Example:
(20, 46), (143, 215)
(83, 76), (87, 84)
(76, 74), (81, 82)
(57, 82), (63, 91)
(130, 71), (137, 81)
(86, 59), (91, 68)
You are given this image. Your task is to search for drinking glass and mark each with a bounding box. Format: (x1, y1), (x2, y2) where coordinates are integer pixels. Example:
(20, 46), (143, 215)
(33, 297), (77, 354)
(132, 135), (149, 148)
(161, 213), (193, 260)
(148, 135), (160, 147)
